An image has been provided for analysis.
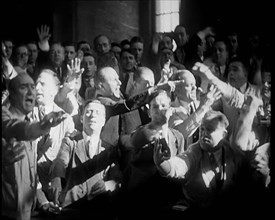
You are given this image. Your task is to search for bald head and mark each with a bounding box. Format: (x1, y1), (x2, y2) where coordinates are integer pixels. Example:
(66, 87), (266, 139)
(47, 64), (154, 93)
(174, 70), (197, 102)
(131, 66), (155, 96)
(94, 66), (121, 99)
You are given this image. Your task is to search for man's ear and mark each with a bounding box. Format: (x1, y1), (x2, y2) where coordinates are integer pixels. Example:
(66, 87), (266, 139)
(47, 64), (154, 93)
(98, 82), (104, 90)
(222, 130), (228, 139)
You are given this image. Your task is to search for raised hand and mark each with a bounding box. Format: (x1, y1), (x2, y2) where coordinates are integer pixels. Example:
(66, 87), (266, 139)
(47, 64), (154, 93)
(66, 57), (84, 79)
(156, 79), (184, 93)
(63, 58), (85, 91)
(2, 138), (25, 166)
(199, 84), (222, 108)
(40, 111), (67, 131)
(37, 24), (51, 44)
(192, 62), (215, 82)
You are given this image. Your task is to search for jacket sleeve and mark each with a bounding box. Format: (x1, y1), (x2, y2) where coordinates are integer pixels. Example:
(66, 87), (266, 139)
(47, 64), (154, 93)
(50, 137), (73, 179)
(2, 107), (49, 141)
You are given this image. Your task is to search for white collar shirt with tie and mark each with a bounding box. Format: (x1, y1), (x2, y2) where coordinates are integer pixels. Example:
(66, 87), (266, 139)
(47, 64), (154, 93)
(83, 131), (101, 159)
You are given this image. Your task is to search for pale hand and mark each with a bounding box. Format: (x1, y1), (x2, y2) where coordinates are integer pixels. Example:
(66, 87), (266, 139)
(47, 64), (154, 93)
(37, 24), (51, 44)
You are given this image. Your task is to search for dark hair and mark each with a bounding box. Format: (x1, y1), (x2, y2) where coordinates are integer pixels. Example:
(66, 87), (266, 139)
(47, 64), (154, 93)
(120, 48), (135, 58)
(83, 50), (98, 63)
(77, 40), (91, 50)
(130, 36), (143, 45)
(62, 41), (76, 49)
(93, 34), (111, 48)
(202, 110), (229, 129)
(97, 51), (118, 70)
(111, 42), (121, 48)
(120, 39), (130, 48)
(228, 55), (251, 75)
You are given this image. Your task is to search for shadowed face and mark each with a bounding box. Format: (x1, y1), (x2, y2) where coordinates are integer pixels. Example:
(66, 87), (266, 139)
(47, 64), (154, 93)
(149, 91), (172, 126)
(227, 61), (247, 89)
(95, 36), (111, 55)
(199, 121), (227, 150)
(131, 42), (143, 63)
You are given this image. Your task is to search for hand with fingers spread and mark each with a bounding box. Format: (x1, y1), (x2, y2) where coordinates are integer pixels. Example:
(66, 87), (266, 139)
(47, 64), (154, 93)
(156, 79), (184, 93)
(199, 84), (222, 108)
(40, 111), (67, 131)
(63, 58), (85, 91)
(2, 138), (25, 166)
(37, 24), (51, 45)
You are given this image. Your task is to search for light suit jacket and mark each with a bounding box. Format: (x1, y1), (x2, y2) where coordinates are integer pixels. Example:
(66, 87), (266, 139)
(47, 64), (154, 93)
(51, 133), (119, 208)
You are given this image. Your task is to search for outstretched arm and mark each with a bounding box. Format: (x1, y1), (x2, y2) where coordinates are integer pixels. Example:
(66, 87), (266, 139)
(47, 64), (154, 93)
(192, 62), (245, 109)
(231, 95), (261, 151)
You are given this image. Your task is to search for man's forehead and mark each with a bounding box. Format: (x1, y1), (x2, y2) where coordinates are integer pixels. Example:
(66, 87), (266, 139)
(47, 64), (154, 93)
(85, 102), (105, 111)
(15, 74), (34, 85)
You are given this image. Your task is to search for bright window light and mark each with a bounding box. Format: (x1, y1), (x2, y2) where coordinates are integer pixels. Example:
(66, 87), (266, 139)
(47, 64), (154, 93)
(155, 0), (180, 33)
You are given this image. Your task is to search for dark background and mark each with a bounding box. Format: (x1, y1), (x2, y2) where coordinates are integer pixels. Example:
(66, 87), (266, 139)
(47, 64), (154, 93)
(1, 0), (272, 54)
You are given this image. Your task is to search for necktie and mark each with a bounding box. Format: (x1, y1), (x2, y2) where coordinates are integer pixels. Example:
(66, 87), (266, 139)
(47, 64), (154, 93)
(38, 106), (45, 121)
(190, 102), (199, 143)
(25, 115), (30, 122)
(209, 152), (222, 190)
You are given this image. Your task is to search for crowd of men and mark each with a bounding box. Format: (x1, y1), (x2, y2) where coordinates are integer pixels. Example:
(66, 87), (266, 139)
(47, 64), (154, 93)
(2, 23), (271, 220)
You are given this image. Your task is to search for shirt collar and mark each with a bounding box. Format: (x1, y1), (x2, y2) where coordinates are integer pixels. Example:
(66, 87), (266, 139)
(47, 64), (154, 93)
(82, 131), (99, 145)
(239, 82), (248, 93)
(174, 97), (190, 109)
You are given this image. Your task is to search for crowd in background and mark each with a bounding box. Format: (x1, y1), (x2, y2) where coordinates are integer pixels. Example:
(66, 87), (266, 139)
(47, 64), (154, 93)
(1, 23), (271, 220)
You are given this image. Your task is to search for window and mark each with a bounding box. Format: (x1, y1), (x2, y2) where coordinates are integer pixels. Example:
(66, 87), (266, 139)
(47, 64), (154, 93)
(155, 0), (180, 33)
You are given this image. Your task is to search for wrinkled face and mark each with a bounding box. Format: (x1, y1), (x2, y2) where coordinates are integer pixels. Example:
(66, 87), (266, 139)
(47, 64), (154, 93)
(227, 61), (247, 89)
(4, 40), (13, 59)
(36, 72), (59, 105)
(27, 43), (38, 64)
(100, 67), (122, 99)
(83, 102), (106, 135)
(96, 36), (111, 55)
(64, 46), (76, 64)
(199, 122), (226, 150)
(175, 71), (197, 102)
(213, 41), (228, 66)
(133, 70), (155, 95)
(111, 45), (121, 61)
(120, 51), (136, 71)
(15, 46), (29, 67)
(81, 55), (97, 77)
(227, 35), (238, 54)
(174, 26), (188, 46)
(11, 74), (36, 114)
(149, 92), (172, 125)
(160, 48), (175, 68)
(50, 44), (65, 67)
(131, 42), (143, 63)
